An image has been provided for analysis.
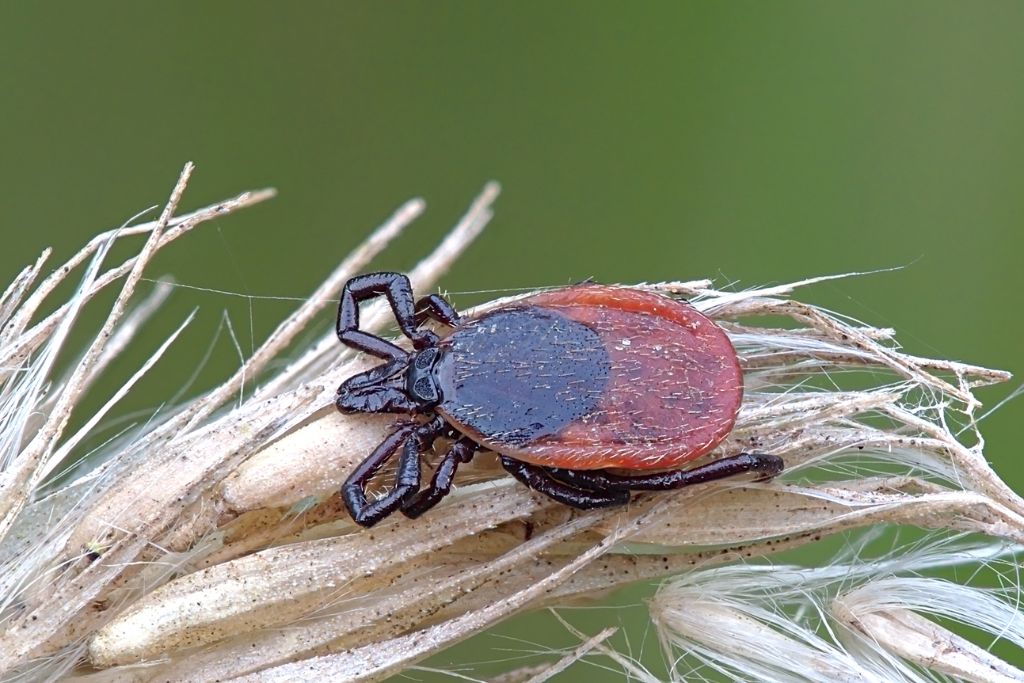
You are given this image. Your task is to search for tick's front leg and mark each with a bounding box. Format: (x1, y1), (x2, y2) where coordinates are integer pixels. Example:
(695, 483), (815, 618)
(337, 272), (441, 351)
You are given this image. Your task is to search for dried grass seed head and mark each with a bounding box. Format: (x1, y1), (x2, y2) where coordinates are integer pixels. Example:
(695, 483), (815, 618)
(0, 171), (1018, 683)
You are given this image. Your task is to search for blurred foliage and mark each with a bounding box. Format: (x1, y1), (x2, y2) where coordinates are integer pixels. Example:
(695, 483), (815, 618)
(1, 3), (1021, 680)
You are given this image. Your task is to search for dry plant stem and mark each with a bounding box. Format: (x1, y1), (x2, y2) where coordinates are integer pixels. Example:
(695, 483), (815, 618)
(0, 247), (49, 336)
(119, 501), (595, 680)
(880, 403), (1024, 515)
(17, 389), (317, 659)
(250, 500), (836, 683)
(186, 503), (826, 682)
(253, 181), (499, 403)
(155, 397), (1019, 675)
(239, 499), (676, 683)
(836, 606), (1023, 683)
(521, 626), (617, 683)
(421, 487), (1007, 608)
(88, 486), (550, 667)
(174, 473), (1024, 673)
(106, 492), (838, 681)
(87, 267), (1017, 676)
(0, 186), (276, 378)
(553, 614), (661, 683)
(180, 197), (426, 432)
(0, 164), (193, 545)
(0, 170), (279, 673)
(132, 274), (1018, 679)
(40, 309), (197, 483)
(44, 279), (176, 416)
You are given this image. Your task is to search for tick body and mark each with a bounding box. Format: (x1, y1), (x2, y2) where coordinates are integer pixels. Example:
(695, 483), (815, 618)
(335, 272), (782, 527)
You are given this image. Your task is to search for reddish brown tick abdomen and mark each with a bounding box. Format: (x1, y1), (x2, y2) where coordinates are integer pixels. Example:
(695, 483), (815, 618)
(433, 285), (742, 470)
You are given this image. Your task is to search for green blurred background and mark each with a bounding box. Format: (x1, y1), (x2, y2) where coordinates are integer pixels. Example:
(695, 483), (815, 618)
(2, 2), (1022, 679)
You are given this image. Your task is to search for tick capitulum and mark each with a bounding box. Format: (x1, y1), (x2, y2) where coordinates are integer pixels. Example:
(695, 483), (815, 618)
(335, 272), (783, 527)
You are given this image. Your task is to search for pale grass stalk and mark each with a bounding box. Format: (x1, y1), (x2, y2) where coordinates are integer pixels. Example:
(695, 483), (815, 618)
(0, 168), (1020, 682)
(652, 537), (1024, 683)
(549, 612), (664, 683)
(834, 576), (1024, 683)
(517, 625), (617, 683)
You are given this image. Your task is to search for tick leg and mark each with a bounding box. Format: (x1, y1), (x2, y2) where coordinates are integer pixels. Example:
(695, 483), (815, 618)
(341, 424), (416, 526)
(337, 359), (422, 414)
(546, 453), (784, 492)
(342, 416), (445, 527)
(337, 272), (439, 351)
(500, 456), (630, 509)
(339, 357), (406, 392)
(337, 330), (406, 361)
(400, 436), (479, 518)
(415, 294), (460, 327)
(336, 383), (422, 414)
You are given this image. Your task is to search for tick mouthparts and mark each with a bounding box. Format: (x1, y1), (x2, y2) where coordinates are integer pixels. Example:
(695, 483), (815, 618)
(407, 347), (442, 405)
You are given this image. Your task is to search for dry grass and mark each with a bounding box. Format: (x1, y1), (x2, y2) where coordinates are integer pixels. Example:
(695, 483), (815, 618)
(0, 165), (1021, 682)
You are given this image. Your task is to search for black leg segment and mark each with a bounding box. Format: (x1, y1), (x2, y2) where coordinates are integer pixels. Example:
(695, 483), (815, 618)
(337, 329), (407, 361)
(342, 416), (445, 527)
(401, 436), (479, 518)
(415, 293), (461, 327)
(337, 272), (441, 351)
(336, 383), (423, 414)
(500, 456), (630, 509)
(545, 453), (784, 492)
(336, 359), (423, 414)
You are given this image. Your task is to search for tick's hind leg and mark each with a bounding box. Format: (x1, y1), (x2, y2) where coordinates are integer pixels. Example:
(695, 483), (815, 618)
(500, 456), (630, 509)
(400, 436), (479, 519)
(545, 453), (784, 493)
(342, 416), (445, 527)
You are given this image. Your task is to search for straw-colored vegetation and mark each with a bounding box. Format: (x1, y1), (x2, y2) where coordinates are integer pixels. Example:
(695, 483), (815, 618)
(0, 165), (1021, 682)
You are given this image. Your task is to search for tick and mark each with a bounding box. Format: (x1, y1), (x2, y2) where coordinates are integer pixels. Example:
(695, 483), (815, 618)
(335, 272), (783, 527)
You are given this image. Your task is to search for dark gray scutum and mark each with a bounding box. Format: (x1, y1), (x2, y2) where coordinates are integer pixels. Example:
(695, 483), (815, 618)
(436, 307), (610, 448)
